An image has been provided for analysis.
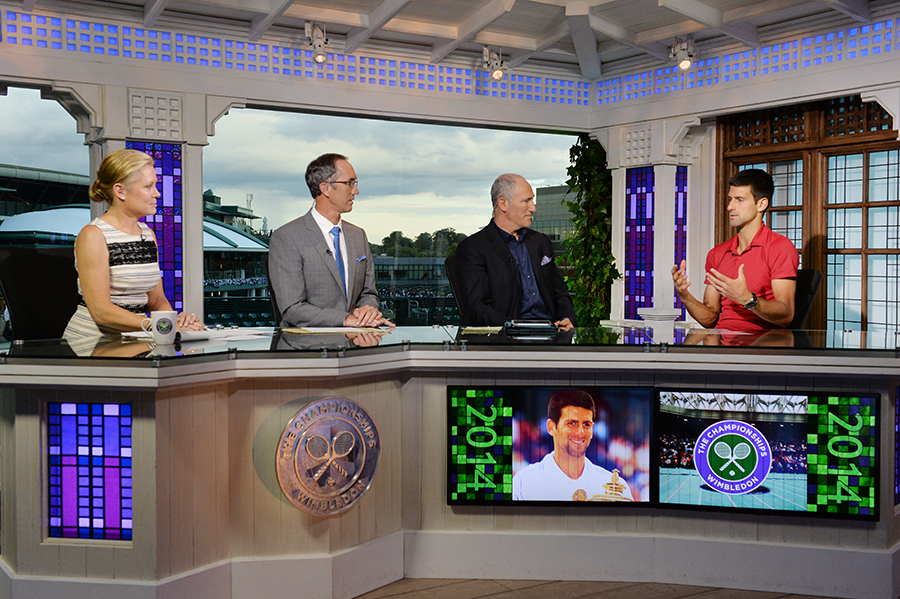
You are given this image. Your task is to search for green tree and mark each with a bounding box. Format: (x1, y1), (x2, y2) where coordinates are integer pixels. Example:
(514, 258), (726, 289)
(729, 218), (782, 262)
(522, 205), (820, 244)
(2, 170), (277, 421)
(414, 232), (433, 255)
(381, 231), (417, 257)
(433, 227), (466, 257)
(562, 134), (620, 325)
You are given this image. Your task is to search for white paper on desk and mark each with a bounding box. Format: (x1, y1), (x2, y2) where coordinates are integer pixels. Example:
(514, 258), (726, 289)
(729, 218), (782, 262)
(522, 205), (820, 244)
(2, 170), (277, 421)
(281, 327), (387, 334)
(460, 326), (502, 335)
(187, 329), (271, 341)
(122, 328), (270, 342)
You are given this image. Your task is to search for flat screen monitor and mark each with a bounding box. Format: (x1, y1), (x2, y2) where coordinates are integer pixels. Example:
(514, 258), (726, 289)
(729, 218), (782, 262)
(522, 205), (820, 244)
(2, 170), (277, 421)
(448, 385), (654, 506)
(656, 390), (878, 520)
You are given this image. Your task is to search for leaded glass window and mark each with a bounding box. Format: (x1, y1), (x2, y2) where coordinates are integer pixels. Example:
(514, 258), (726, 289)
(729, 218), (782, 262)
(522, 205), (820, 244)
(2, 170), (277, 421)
(674, 165), (688, 317)
(127, 140), (183, 312)
(624, 166), (654, 319)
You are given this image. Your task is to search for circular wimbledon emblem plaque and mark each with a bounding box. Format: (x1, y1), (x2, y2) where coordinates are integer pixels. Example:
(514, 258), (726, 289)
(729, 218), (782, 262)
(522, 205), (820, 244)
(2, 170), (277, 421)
(276, 398), (380, 515)
(693, 420), (771, 495)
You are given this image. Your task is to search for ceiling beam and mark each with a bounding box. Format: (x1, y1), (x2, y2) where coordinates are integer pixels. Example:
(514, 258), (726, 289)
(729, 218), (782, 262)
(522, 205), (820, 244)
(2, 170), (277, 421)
(21, 0), (37, 11)
(659, 0), (760, 47)
(249, 0), (297, 42)
(283, 4), (365, 28)
(635, 40), (673, 62)
(530, 0), (616, 6)
(143, 0), (171, 28)
(430, 0), (517, 63)
(822, 0), (872, 23)
(387, 17), (457, 39)
(587, 13), (670, 61)
(635, 20), (705, 46)
(566, 1), (601, 79)
(345, 0), (413, 54)
(507, 19), (569, 67)
(475, 30), (537, 50)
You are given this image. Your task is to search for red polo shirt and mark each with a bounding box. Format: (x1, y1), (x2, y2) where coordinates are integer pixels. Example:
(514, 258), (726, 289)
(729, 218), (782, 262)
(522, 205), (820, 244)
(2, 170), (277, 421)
(704, 224), (799, 332)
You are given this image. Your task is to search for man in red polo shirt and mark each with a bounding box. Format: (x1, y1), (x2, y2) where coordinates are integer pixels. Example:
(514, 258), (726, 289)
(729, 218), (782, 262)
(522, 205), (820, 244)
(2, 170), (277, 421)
(671, 169), (799, 333)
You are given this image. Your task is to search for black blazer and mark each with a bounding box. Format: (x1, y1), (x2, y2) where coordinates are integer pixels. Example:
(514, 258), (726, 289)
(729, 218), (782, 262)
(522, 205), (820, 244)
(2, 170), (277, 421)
(455, 221), (576, 326)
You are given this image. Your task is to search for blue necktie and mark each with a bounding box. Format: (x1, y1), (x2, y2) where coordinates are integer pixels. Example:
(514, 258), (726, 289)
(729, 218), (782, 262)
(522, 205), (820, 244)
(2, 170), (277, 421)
(330, 226), (347, 296)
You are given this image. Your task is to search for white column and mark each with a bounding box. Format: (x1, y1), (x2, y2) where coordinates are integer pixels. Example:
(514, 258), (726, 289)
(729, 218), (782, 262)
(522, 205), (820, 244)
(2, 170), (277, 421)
(181, 142), (205, 317)
(682, 127), (717, 325)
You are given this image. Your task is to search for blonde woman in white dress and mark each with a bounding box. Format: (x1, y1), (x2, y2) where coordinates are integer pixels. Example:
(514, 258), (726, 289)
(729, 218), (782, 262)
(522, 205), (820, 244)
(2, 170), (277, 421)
(64, 149), (203, 342)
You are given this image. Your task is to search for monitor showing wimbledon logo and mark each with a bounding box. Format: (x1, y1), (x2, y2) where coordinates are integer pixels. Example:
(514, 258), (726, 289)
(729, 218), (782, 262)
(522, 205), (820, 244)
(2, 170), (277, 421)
(657, 391), (877, 519)
(694, 420), (772, 494)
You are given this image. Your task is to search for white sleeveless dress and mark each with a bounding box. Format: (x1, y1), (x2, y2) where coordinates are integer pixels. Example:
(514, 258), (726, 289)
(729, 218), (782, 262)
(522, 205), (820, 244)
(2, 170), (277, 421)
(63, 218), (161, 341)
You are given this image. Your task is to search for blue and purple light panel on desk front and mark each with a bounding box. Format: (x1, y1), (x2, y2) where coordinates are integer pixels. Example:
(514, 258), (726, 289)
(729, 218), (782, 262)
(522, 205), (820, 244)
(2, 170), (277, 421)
(47, 402), (133, 540)
(128, 140), (183, 312)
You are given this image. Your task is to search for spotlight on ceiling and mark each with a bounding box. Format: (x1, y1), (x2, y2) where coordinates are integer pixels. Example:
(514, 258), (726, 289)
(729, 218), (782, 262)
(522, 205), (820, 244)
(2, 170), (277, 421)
(670, 37), (696, 71)
(482, 46), (507, 81)
(305, 22), (328, 64)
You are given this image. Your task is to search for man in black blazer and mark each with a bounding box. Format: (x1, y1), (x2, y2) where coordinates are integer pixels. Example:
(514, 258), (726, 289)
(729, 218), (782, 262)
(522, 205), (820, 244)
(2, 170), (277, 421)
(455, 173), (576, 328)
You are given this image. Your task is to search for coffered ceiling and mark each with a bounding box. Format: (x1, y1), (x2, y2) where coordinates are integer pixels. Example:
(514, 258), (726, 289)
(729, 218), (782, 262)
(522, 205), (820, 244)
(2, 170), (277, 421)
(10, 0), (879, 78)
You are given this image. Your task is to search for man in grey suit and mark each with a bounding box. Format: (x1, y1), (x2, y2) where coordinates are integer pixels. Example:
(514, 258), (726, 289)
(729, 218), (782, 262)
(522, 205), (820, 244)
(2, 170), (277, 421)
(268, 153), (392, 328)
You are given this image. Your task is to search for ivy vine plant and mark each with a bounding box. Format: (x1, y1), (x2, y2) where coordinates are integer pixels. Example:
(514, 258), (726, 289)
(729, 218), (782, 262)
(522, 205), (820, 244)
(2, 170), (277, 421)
(561, 133), (621, 327)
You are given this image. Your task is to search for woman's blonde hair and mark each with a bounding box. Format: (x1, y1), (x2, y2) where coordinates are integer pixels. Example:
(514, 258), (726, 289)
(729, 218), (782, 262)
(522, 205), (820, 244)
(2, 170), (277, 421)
(89, 149), (155, 204)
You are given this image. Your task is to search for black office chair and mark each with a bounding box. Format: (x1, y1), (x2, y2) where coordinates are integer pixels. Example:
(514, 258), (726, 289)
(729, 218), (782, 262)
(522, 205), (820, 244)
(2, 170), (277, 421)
(265, 255), (282, 326)
(788, 268), (822, 329)
(0, 246), (81, 340)
(444, 254), (474, 326)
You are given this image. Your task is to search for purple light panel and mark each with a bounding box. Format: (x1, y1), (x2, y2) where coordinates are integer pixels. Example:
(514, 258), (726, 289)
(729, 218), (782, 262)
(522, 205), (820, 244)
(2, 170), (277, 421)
(674, 165), (688, 318)
(895, 386), (899, 506)
(625, 167), (655, 319)
(622, 328), (648, 345)
(47, 402), (133, 540)
(127, 140), (183, 311)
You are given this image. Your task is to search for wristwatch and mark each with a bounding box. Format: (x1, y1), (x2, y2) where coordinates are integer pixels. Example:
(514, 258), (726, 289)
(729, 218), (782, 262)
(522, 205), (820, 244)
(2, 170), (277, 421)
(743, 292), (758, 310)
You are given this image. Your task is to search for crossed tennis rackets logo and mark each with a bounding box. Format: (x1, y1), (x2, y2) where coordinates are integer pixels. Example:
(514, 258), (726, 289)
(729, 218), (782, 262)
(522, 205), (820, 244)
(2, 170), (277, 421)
(714, 440), (752, 474)
(305, 430), (356, 482)
(693, 419), (772, 495)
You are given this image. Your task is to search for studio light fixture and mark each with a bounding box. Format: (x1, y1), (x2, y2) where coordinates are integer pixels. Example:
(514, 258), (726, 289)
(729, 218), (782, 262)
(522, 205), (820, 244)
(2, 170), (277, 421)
(670, 37), (696, 71)
(305, 22), (328, 64)
(482, 46), (507, 81)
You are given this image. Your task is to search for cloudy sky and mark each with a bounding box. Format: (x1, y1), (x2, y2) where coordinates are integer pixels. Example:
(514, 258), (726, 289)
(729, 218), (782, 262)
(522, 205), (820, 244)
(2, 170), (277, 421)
(0, 87), (89, 175)
(1, 87), (576, 243)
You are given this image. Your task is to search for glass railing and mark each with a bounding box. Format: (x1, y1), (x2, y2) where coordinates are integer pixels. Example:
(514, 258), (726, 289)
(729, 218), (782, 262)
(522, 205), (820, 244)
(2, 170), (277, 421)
(3, 321), (900, 362)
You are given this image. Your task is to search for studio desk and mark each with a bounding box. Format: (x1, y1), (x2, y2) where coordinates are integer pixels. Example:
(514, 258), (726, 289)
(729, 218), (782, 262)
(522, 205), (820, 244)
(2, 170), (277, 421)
(0, 325), (898, 599)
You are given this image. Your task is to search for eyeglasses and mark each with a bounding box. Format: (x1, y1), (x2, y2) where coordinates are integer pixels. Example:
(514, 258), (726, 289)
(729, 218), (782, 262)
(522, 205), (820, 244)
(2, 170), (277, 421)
(329, 179), (359, 188)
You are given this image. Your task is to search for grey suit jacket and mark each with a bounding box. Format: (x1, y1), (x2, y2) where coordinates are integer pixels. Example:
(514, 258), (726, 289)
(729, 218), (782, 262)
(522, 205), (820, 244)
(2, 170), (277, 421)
(268, 209), (379, 327)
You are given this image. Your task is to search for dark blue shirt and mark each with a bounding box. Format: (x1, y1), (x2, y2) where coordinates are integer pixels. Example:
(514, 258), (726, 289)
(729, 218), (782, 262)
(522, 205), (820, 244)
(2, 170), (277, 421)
(491, 221), (551, 320)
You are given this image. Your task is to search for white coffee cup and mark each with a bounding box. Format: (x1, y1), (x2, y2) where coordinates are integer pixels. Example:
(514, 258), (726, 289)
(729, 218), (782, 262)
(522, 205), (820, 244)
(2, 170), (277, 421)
(141, 311), (178, 345)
